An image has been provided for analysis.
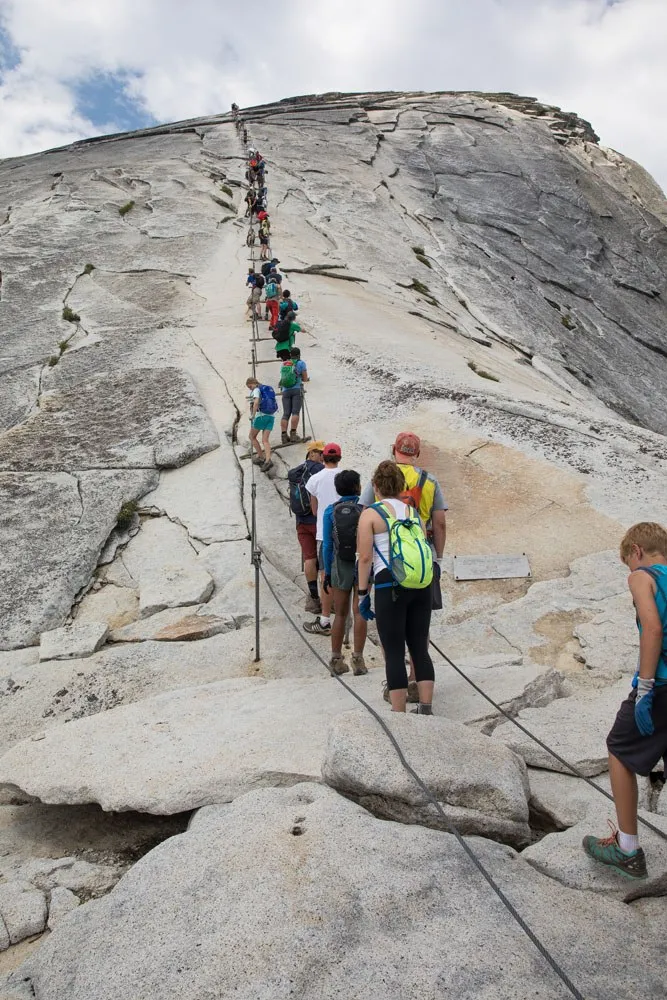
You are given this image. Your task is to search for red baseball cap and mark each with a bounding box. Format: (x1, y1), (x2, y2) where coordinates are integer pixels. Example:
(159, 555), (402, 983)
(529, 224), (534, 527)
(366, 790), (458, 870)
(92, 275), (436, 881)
(394, 432), (420, 457)
(323, 442), (342, 458)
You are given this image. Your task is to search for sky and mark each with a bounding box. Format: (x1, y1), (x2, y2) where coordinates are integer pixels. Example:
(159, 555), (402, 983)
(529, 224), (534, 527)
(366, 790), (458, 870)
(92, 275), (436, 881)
(0, 0), (665, 190)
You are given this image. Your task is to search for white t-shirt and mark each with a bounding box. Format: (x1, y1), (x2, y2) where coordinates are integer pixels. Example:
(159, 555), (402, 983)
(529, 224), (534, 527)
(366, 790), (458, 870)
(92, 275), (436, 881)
(249, 387), (260, 417)
(306, 467), (340, 541)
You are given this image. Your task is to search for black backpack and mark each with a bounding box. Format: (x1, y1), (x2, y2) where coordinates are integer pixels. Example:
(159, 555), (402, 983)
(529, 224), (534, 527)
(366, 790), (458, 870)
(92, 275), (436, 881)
(332, 500), (362, 562)
(287, 462), (321, 517)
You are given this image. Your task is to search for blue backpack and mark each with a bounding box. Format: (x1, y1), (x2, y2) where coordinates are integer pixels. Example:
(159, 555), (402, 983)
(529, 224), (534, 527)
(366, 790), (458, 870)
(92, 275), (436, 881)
(258, 384), (278, 415)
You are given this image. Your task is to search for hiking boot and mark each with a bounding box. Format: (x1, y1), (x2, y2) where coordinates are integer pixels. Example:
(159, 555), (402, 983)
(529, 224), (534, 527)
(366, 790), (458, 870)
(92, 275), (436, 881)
(260, 460), (273, 473)
(303, 619), (332, 636)
(582, 826), (647, 880)
(351, 653), (368, 676)
(329, 654), (349, 676)
(289, 430), (299, 443)
(411, 703), (433, 716)
(407, 681), (420, 703)
(304, 595), (322, 614)
(281, 431), (289, 445)
(252, 455), (264, 465)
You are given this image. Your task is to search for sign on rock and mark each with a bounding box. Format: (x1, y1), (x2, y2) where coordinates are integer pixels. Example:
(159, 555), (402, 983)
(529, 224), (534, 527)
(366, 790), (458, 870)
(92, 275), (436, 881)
(453, 554), (532, 581)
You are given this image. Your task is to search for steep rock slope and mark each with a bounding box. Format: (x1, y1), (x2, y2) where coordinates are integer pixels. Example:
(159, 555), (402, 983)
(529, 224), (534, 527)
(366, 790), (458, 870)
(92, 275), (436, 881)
(1, 92), (667, 994)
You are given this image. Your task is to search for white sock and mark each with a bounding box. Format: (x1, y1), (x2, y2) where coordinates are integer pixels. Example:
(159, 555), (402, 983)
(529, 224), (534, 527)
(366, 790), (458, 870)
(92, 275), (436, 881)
(319, 616), (331, 627)
(617, 830), (639, 853)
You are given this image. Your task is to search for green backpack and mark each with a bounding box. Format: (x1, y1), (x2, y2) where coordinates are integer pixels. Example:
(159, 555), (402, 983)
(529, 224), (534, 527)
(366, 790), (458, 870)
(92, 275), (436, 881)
(372, 501), (433, 590)
(279, 361), (297, 389)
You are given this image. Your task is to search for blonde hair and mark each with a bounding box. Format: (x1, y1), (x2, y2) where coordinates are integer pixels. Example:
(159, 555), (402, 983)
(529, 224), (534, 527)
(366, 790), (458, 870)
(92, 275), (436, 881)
(620, 522), (667, 561)
(372, 460), (405, 499)
(246, 377), (258, 388)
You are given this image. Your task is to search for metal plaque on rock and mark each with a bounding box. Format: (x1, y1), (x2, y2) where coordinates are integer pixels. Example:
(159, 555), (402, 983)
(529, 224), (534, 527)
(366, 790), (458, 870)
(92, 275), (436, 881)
(453, 554), (531, 581)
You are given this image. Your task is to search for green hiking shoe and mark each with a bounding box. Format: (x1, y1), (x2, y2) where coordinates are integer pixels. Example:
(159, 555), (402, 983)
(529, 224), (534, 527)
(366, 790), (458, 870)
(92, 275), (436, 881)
(582, 826), (647, 880)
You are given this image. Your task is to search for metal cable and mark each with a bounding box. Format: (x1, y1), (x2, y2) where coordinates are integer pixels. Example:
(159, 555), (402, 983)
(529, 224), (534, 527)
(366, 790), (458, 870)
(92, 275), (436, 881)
(257, 561), (586, 1000)
(429, 638), (667, 842)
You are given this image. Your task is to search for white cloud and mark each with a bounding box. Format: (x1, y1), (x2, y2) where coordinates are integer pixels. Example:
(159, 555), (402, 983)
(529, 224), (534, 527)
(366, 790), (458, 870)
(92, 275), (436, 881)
(0, 0), (665, 191)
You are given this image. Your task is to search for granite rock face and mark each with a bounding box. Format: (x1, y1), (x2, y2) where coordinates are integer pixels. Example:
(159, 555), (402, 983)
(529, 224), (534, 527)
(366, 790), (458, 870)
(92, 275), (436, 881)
(1, 90), (667, 995)
(6, 784), (667, 1000)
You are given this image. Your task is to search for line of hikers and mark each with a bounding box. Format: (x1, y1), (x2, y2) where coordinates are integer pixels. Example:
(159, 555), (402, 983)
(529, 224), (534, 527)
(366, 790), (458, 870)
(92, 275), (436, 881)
(287, 433), (447, 714)
(236, 118), (667, 884)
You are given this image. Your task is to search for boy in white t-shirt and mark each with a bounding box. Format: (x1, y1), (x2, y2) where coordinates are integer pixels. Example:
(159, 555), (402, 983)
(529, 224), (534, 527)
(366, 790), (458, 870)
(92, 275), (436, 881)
(303, 443), (342, 635)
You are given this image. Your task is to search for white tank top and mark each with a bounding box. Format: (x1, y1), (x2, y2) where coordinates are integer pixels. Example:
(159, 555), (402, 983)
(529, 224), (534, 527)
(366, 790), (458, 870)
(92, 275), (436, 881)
(372, 499), (412, 577)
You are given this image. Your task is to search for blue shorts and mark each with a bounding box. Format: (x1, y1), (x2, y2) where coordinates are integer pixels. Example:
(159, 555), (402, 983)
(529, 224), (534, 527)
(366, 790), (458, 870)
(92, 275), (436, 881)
(252, 414), (274, 432)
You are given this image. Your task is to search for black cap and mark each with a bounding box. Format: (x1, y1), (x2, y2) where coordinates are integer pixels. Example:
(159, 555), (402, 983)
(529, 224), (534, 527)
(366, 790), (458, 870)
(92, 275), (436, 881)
(271, 257), (280, 263)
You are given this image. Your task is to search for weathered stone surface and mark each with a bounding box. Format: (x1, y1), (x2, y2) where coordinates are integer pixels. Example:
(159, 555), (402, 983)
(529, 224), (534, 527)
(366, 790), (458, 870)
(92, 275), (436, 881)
(528, 769), (614, 829)
(0, 882), (47, 947)
(0, 677), (384, 813)
(74, 584), (139, 630)
(39, 622), (108, 662)
(0, 469), (157, 649)
(493, 679), (630, 776)
(0, 368), (218, 473)
(7, 783), (667, 999)
(109, 606), (242, 642)
(322, 710), (530, 846)
(138, 564), (214, 618)
(46, 888), (79, 931)
(524, 809), (667, 895)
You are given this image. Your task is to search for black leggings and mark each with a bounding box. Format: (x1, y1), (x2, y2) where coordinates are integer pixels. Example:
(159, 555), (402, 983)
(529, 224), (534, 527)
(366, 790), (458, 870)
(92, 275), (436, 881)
(374, 570), (435, 690)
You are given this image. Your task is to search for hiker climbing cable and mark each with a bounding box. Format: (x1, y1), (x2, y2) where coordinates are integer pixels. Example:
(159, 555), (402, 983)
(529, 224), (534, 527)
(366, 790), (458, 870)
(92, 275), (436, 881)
(279, 289), (298, 317)
(246, 377), (276, 473)
(288, 442), (326, 615)
(321, 469), (368, 676)
(279, 346), (308, 444)
(264, 273), (280, 327)
(304, 444), (344, 635)
(357, 461), (435, 714)
(272, 311), (300, 354)
(584, 522), (667, 881)
(360, 431), (447, 703)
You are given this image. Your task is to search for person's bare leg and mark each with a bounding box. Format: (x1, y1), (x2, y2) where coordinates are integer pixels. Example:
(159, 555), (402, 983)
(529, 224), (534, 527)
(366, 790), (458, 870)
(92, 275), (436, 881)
(290, 414), (300, 434)
(304, 558), (317, 586)
(351, 591), (367, 655)
(331, 589), (350, 656)
(319, 573), (333, 618)
(250, 429), (263, 459)
(609, 752), (639, 835)
(416, 680), (434, 706)
(280, 417), (288, 434)
(262, 430), (271, 463)
(390, 689), (407, 712)
(408, 657), (416, 684)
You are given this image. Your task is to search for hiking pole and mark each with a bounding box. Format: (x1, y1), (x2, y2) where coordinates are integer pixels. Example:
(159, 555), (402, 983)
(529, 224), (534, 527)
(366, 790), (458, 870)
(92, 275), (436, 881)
(302, 389), (316, 442)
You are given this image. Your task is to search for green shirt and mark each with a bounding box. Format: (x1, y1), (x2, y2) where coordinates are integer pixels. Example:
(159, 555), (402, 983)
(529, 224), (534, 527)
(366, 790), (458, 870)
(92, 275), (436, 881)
(274, 321), (301, 354)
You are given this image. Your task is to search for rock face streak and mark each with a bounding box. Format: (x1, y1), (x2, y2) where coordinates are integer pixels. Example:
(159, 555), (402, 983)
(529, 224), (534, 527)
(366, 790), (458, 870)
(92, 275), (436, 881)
(1, 91), (667, 997)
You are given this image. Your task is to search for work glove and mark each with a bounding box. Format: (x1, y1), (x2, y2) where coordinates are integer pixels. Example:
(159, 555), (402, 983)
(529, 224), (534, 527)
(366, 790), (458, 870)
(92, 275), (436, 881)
(323, 575), (331, 594)
(634, 677), (655, 737)
(359, 594), (375, 622)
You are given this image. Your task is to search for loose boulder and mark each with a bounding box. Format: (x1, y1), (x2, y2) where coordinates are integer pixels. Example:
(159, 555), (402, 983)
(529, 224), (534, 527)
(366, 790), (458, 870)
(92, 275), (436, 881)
(322, 710), (531, 846)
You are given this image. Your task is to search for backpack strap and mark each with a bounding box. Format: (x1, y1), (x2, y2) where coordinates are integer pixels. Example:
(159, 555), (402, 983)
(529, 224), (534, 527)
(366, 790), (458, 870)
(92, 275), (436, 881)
(371, 502), (397, 588)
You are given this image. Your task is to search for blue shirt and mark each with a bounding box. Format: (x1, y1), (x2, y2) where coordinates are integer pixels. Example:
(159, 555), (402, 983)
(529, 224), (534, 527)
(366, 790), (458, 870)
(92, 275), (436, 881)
(633, 564), (667, 685)
(246, 274), (257, 287)
(322, 495), (360, 576)
(293, 360), (307, 387)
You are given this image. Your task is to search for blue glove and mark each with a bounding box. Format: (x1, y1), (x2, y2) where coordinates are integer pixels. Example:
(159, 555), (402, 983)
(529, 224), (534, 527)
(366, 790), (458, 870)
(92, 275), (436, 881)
(359, 593), (375, 622)
(635, 679), (655, 737)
